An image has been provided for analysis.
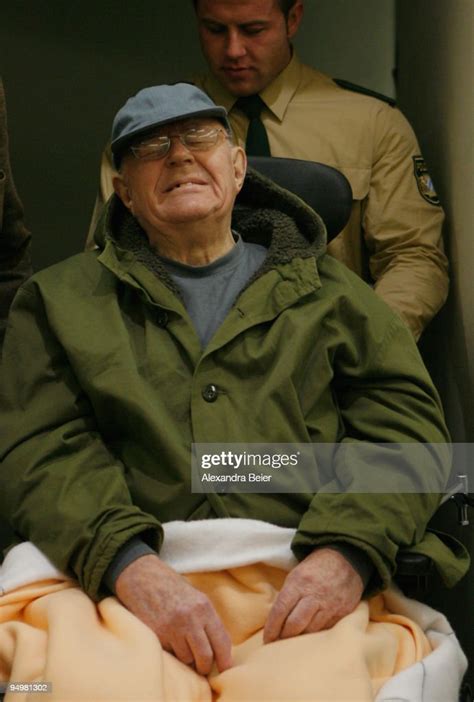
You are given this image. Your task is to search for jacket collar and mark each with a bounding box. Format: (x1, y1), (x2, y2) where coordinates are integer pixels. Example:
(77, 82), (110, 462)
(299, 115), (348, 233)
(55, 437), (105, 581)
(95, 166), (327, 295)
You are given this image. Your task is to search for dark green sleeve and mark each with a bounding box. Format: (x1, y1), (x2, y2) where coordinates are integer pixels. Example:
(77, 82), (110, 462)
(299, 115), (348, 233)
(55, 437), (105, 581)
(0, 283), (162, 600)
(293, 300), (451, 594)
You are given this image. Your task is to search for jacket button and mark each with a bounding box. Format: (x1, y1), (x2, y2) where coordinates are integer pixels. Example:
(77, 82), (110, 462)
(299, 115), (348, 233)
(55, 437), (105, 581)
(202, 384), (218, 402)
(0, 169), (5, 181)
(156, 310), (168, 327)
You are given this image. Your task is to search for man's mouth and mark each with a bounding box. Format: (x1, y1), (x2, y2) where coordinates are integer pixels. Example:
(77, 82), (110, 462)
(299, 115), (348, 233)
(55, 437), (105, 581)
(165, 180), (207, 193)
(222, 66), (253, 77)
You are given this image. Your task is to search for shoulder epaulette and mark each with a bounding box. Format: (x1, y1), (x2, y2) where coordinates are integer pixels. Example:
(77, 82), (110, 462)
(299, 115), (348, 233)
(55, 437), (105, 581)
(333, 78), (397, 107)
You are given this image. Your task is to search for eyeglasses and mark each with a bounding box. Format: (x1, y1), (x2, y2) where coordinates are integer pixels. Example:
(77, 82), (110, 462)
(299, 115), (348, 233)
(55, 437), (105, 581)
(130, 127), (230, 161)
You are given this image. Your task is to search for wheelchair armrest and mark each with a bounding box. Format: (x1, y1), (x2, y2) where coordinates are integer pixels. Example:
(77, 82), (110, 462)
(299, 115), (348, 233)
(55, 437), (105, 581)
(396, 551), (434, 577)
(395, 551), (434, 597)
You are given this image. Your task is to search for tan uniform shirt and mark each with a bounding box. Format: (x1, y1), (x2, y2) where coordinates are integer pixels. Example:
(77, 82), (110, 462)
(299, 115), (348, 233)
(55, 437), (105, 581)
(90, 55), (448, 340)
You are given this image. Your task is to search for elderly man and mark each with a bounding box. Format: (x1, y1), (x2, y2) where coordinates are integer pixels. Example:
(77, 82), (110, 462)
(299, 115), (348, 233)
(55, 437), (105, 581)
(0, 84), (466, 700)
(90, 0), (448, 342)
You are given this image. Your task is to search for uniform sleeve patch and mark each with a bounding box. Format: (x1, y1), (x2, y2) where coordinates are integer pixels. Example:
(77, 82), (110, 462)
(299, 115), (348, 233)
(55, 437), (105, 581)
(413, 156), (441, 206)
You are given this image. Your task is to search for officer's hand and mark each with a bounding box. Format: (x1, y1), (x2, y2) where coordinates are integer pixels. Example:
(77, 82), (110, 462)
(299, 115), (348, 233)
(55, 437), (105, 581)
(263, 547), (364, 642)
(115, 554), (233, 675)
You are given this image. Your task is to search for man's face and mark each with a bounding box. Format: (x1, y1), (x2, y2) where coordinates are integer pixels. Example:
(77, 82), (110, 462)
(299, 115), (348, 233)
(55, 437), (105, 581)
(114, 118), (246, 235)
(196, 0), (303, 96)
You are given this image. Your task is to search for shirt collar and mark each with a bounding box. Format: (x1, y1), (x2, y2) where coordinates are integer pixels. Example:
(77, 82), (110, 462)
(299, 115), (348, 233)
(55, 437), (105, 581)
(259, 51), (302, 121)
(158, 232), (244, 276)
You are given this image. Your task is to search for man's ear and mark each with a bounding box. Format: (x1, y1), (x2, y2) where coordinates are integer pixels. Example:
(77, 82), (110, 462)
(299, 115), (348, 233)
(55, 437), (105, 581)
(113, 173), (133, 212)
(232, 146), (247, 193)
(287, 1), (304, 40)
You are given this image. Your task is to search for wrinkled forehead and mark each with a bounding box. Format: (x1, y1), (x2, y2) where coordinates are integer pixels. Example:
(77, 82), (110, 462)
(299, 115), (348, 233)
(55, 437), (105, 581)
(137, 116), (225, 143)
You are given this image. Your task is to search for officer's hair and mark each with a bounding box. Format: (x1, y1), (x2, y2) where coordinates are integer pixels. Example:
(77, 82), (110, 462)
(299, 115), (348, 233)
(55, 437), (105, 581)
(191, 0), (298, 20)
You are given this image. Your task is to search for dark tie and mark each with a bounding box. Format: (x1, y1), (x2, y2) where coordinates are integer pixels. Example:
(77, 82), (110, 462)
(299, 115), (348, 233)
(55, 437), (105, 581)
(234, 95), (271, 156)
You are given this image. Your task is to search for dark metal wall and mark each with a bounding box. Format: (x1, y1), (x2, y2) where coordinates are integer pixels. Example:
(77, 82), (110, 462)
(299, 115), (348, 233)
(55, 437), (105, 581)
(397, 0), (474, 681)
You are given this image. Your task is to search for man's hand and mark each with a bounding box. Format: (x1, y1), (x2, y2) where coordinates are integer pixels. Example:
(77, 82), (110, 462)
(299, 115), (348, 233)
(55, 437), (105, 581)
(263, 547), (364, 643)
(115, 555), (232, 675)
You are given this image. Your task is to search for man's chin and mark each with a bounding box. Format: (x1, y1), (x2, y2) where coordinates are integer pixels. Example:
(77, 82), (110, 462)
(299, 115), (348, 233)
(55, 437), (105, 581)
(218, 71), (260, 97)
(160, 207), (215, 225)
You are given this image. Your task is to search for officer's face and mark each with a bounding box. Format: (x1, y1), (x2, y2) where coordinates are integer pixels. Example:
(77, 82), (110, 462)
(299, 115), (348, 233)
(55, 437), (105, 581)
(196, 0), (303, 97)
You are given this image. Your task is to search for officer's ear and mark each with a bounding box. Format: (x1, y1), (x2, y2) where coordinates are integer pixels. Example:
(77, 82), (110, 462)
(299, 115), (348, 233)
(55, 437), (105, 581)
(287, 1), (304, 40)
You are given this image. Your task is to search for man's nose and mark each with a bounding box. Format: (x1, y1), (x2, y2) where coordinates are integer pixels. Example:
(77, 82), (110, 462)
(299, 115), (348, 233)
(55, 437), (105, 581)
(225, 29), (247, 60)
(166, 136), (195, 164)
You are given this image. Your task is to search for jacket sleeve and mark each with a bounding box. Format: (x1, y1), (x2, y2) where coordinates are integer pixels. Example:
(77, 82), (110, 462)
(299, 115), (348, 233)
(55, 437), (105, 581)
(292, 290), (452, 593)
(363, 104), (449, 340)
(0, 284), (163, 600)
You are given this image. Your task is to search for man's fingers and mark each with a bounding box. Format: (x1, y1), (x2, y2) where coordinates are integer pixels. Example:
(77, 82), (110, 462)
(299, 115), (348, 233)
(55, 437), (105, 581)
(186, 630), (215, 676)
(167, 614), (232, 675)
(305, 607), (336, 633)
(279, 596), (319, 639)
(263, 589), (299, 643)
(170, 637), (195, 667)
(206, 619), (233, 672)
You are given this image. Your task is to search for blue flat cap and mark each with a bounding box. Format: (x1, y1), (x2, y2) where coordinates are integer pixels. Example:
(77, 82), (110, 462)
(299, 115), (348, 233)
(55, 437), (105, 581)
(111, 83), (231, 167)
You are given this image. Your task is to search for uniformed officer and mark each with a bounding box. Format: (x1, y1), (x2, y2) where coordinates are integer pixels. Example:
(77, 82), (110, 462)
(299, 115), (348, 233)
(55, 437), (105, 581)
(89, 0), (448, 341)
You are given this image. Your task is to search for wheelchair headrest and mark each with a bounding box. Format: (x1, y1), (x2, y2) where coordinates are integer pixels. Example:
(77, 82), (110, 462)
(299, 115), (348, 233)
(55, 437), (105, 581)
(247, 156), (353, 242)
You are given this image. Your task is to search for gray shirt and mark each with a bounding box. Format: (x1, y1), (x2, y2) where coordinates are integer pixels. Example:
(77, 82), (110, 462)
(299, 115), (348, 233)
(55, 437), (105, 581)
(103, 233), (267, 590)
(160, 232), (267, 347)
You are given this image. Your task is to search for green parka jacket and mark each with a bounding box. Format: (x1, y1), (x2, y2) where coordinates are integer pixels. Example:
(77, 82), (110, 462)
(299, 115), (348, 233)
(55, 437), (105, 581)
(0, 169), (468, 600)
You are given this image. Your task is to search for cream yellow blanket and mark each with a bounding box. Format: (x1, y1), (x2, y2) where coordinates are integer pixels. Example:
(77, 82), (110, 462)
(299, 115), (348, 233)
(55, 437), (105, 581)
(0, 520), (467, 702)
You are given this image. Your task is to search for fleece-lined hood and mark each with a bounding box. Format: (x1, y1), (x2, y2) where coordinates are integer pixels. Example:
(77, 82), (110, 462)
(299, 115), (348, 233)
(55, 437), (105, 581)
(93, 167), (328, 277)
